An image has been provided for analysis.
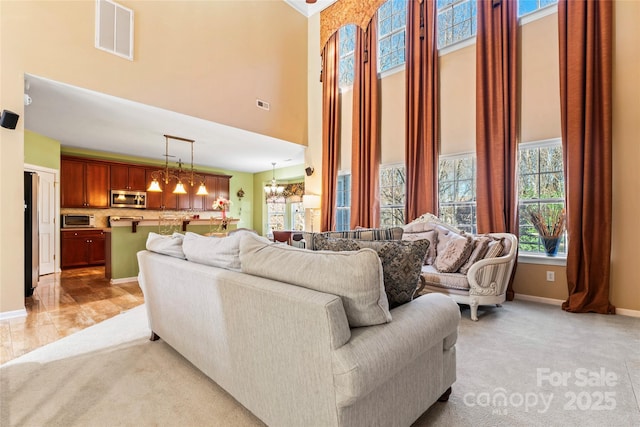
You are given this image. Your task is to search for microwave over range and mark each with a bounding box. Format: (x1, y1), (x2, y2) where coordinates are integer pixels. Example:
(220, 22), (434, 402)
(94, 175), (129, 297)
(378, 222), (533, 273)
(110, 190), (146, 209)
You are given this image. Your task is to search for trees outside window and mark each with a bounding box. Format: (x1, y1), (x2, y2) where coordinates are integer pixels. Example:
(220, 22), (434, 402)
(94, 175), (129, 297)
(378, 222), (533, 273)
(336, 174), (351, 231)
(380, 164), (406, 227)
(438, 154), (477, 233)
(518, 139), (566, 255)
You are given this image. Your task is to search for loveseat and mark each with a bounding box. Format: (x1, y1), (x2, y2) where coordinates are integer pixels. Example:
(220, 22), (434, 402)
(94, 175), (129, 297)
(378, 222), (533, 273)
(137, 230), (460, 427)
(403, 214), (518, 321)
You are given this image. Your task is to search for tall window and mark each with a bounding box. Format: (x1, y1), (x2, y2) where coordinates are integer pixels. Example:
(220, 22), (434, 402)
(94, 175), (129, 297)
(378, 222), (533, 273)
(291, 202), (304, 231)
(339, 25), (356, 87)
(378, 0), (407, 73)
(336, 174), (351, 231)
(438, 154), (477, 233)
(518, 139), (566, 255)
(266, 201), (286, 235)
(437, 0), (477, 49)
(518, 0), (558, 17)
(380, 164), (406, 227)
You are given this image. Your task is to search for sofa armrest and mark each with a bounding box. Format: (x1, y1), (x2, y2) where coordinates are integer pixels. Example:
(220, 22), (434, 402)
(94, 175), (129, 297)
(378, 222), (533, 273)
(466, 233), (517, 297)
(331, 293), (460, 405)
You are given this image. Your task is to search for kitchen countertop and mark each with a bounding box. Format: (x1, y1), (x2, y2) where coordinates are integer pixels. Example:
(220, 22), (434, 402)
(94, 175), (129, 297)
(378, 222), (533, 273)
(61, 227), (108, 232)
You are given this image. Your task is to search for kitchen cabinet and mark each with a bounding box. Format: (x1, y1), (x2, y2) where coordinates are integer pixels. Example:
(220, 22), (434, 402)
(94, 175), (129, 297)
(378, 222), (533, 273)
(61, 229), (106, 268)
(61, 158), (110, 208)
(145, 169), (178, 210)
(110, 164), (147, 191)
(196, 174), (231, 211)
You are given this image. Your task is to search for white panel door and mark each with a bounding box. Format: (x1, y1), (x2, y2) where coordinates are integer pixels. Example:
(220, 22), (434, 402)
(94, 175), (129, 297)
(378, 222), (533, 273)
(38, 171), (56, 275)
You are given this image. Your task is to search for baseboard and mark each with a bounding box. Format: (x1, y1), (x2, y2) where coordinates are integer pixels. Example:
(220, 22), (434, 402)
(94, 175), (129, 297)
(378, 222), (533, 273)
(514, 294), (564, 306)
(110, 277), (137, 285)
(0, 308), (27, 321)
(615, 307), (640, 318)
(515, 294), (640, 318)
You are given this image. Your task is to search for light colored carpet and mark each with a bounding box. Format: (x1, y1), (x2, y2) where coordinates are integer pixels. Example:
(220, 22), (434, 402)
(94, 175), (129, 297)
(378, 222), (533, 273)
(1, 300), (639, 426)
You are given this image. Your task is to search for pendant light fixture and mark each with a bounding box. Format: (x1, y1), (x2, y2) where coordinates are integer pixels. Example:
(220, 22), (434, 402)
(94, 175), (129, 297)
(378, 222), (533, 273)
(264, 162), (285, 202)
(147, 134), (208, 195)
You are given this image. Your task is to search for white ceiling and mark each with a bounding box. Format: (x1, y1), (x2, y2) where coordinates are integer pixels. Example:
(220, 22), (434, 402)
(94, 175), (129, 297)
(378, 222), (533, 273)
(23, 2), (338, 174)
(284, 0), (337, 17)
(24, 74), (306, 174)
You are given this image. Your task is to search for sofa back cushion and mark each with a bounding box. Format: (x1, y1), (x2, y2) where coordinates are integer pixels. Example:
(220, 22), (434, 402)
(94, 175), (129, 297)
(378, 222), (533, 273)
(303, 227), (403, 251)
(239, 232), (391, 327)
(315, 235), (429, 309)
(146, 232), (186, 259)
(433, 232), (474, 273)
(401, 226), (437, 265)
(183, 231), (244, 271)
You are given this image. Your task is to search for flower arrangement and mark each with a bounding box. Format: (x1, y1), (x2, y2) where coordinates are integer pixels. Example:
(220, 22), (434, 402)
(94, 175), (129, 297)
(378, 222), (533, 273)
(212, 196), (231, 211)
(527, 205), (566, 238)
(212, 196), (231, 224)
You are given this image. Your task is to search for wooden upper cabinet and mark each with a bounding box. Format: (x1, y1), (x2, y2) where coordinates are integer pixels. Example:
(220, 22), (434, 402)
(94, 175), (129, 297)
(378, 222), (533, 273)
(145, 168), (163, 210)
(111, 165), (147, 191)
(61, 158), (110, 208)
(85, 163), (110, 207)
(61, 156), (229, 211)
(198, 174), (231, 211)
(60, 159), (86, 208)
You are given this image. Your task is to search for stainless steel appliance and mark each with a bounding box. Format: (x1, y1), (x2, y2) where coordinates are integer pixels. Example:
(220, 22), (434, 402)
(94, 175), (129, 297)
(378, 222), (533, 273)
(62, 214), (96, 228)
(24, 171), (39, 297)
(110, 190), (146, 208)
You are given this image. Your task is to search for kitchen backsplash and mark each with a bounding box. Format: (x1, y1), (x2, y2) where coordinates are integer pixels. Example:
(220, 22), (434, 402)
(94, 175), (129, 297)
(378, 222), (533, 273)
(60, 208), (223, 228)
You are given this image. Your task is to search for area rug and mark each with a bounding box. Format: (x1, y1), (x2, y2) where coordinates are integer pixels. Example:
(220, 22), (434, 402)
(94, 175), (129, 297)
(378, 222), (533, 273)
(1, 301), (639, 426)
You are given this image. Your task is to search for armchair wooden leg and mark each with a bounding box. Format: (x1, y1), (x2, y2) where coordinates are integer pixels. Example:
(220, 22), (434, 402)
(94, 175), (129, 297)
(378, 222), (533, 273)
(438, 387), (452, 402)
(470, 299), (479, 321)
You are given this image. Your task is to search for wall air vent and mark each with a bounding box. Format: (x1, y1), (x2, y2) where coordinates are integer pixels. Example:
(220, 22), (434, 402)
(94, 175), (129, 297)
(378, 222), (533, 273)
(95, 0), (134, 61)
(256, 99), (270, 111)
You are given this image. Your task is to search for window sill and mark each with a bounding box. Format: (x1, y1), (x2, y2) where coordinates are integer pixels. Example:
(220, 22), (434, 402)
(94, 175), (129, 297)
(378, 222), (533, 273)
(518, 253), (566, 266)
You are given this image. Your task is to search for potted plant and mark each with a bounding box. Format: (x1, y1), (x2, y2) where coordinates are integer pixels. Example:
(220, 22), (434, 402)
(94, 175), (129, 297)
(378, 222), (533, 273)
(527, 205), (566, 256)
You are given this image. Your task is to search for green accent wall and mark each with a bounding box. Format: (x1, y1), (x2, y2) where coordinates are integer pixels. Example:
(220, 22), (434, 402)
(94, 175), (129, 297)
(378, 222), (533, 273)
(253, 164), (305, 235)
(61, 146), (256, 230)
(24, 130), (60, 169)
(109, 223), (236, 280)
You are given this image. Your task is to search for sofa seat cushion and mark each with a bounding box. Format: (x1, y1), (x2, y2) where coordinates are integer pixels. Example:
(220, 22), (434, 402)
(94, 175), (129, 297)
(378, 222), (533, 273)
(315, 235), (430, 308)
(421, 265), (469, 291)
(239, 233), (391, 327)
(331, 293), (461, 407)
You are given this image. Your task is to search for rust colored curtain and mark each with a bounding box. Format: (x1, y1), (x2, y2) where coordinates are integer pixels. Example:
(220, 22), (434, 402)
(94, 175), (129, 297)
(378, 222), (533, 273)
(350, 16), (380, 229)
(558, 0), (615, 314)
(405, 0), (439, 223)
(321, 32), (340, 232)
(475, 0), (518, 300)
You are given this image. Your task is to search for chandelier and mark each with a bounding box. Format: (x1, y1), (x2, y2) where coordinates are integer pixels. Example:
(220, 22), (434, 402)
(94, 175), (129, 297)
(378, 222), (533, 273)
(147, 134), (208, 195)
(264, 162), (284, 202)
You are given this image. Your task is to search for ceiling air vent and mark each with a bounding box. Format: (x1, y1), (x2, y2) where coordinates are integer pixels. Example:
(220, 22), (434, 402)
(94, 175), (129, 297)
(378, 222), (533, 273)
(256, 99), (270, 111)
(95, 0), (134, 61)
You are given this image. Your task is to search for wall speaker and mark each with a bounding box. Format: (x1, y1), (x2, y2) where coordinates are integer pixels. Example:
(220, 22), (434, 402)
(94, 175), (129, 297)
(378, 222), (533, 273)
(0, 110), (19, 130)
(305, 166), (314, 176)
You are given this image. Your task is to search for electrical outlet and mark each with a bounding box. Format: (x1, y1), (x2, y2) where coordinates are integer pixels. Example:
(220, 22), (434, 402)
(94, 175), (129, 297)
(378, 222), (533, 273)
(546, 271), (555, 282)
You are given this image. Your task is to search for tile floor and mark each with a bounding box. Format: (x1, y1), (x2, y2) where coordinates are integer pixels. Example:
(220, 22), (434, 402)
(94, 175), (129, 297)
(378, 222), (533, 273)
(0, 266), (144, 364)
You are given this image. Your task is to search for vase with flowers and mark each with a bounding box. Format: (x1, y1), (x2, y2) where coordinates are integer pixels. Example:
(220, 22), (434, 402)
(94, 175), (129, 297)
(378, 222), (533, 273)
(527, 205), (566, 256)
(212, 196), (231, 229)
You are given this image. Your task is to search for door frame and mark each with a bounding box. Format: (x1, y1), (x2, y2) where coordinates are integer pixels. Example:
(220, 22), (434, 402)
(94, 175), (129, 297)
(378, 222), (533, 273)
(24, 163), (60, 274)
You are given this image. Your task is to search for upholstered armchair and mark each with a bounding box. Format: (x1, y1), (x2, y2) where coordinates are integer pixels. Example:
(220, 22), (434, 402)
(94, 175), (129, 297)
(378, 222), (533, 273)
(404, 214), (518, 321)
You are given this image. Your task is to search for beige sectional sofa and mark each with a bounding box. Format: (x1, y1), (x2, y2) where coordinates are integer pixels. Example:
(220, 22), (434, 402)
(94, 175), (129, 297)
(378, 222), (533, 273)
(137, 231), (460, 427)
